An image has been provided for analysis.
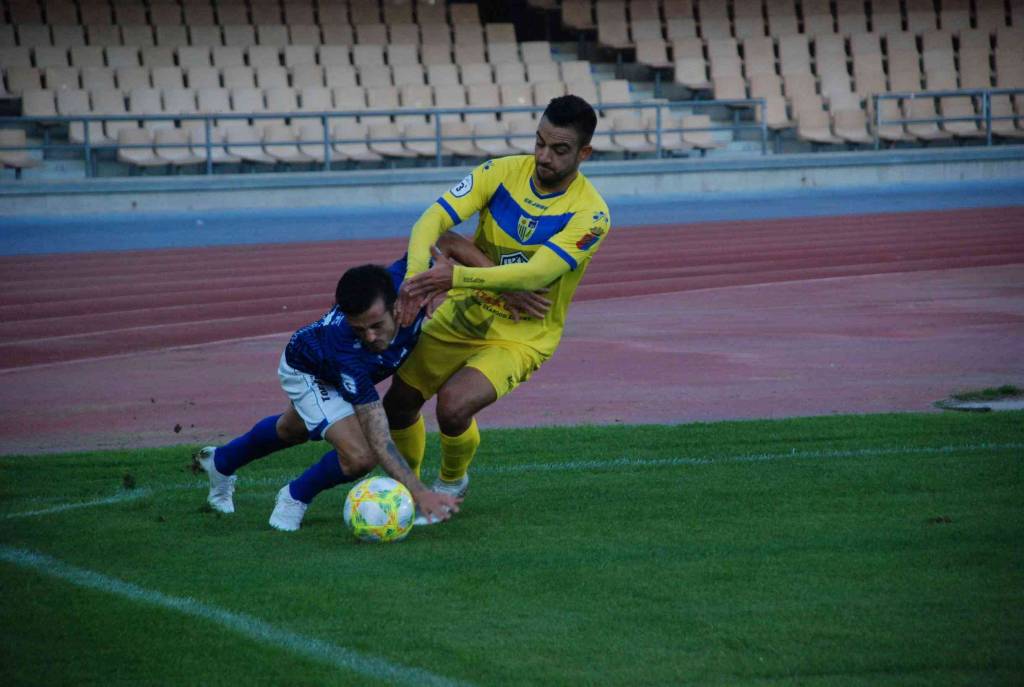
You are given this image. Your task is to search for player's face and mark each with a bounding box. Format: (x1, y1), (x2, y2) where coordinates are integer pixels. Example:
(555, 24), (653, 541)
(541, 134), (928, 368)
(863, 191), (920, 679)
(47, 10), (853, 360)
(348, 297), (397, 353)
(533, 117), (592, 191)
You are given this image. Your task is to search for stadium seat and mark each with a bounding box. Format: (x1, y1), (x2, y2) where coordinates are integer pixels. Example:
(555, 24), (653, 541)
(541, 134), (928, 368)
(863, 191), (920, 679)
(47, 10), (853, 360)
(223, 25), (256, 48)
(832, 108), (873, 144)
(355, 23), (388, 46)
(264, 122), (313, 163)
(141, 46), (175, 68)
(217, 3), (250, 25)
(360, 64), (393, 88)
(796, 107), (842, 144)
(400, 120), (438, 157)
(117, 127), (168, 168)
(332, 119), (382, 161)
(368, 121), (417, 158)
(293, 120), (328, 163)
(398, 83), (433, 125)
(420, 43), (452, 66)
(155, 26), (189, 47)
(162, 88), (197, 119)
(440, 120), (482, 157)
(392, 63), (425, 87)
(116, 66), (151, 91)
(51, 25), (85, 47)
(86, 24), (120, 47)
(128, 87), (170, 132)
(292, 64), (325, 88)
(45, 0), (79, 25)
(562, 0), (595, 31)
(188, 124), (242, 164)
(712, 73), (746, 101)
(35, 45), (70, 68)
(506, 117), (536, 153)
(387, 44), (419, 67)
(733, 2), (766, 39)
(389, 23), (420, 46)
(521, 41), (554, 64)
(69, 45), (103, 68)
(318, 45), (351, 67)
(43, 65), (78, 90)
(121, 26), (154, 48)
(213, 46), (246, 69)
(187, 66), (221, 90)
(222, 65), (256, 89)
(904, 97), (953, 140)
(21, 88), (58, 119)
(320, 24), (354, 45)
(226, 124), (276, 163)
(151, 4), (184, 28)
(611, 112), (655, 153)
(19, 24), (53, 48)
(666, 16), (698, 41)
(113, 4), (146, 25)
(178, 46), (212, 68)
(426, 63), (459, 86)
(189, 26), (223, 48)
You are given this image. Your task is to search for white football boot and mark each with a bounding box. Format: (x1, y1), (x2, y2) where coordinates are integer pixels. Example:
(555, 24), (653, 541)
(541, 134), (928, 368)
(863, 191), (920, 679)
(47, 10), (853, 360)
(195, 446), (237, 514)
(413, 475), (469, 526)
(268, 485), (308, 532)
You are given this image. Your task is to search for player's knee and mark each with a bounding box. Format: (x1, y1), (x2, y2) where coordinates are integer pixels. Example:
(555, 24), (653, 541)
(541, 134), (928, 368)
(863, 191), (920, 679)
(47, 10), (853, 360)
(275, 414), (308, 445)
(338, 446), (375, 477)
(383, 384), (423, 429)
(435, 393), (475, 436)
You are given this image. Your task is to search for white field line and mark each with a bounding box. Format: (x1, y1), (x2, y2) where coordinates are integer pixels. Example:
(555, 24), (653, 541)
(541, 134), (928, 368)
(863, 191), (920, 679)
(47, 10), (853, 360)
(0, 545), (473, 687)
(5, 442), (1022, 521)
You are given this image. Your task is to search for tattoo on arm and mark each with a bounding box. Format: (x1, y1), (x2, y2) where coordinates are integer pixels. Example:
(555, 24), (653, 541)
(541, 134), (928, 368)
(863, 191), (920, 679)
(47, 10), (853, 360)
(355, 401), (415, 486)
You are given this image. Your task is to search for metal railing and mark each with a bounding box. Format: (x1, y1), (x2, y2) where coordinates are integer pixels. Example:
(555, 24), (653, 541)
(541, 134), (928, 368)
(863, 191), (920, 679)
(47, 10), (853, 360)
(871, 87), (1024, 149)
(0, 98), (769, 178)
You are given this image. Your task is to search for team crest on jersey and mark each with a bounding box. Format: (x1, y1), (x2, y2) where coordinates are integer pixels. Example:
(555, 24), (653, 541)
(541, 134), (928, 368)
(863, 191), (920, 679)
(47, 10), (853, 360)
(500, 251), (529, 265)
(576, 232), (601, 251)
(341, 374), (357, 395)
(517, 215), (538, 242)
(450, 173), (473, 198)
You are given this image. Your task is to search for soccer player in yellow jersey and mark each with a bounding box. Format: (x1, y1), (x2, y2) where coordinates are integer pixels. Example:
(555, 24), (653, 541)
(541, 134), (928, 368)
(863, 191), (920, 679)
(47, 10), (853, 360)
(385, 95), (611, 522)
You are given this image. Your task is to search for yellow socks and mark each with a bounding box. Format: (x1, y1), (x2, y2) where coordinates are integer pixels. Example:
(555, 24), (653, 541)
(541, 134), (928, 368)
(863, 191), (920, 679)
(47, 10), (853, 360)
(390, 416), (426, 478)
(439, 418), (480, 483)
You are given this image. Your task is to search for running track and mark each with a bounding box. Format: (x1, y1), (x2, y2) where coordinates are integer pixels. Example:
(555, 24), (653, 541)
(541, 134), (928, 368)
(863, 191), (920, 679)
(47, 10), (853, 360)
(1, 206), (1022, 455)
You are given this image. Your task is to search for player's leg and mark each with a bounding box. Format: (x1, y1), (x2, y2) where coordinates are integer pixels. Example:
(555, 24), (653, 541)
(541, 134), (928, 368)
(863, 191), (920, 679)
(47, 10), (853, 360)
(432, 342), (546, 497)
(269, 406), (377, 532)
(383, 374), (428, 478)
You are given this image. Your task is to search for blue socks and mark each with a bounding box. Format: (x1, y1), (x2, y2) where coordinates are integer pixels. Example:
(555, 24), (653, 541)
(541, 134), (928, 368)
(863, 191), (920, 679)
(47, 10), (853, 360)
(288, 450), (354, 504)
(214, 415), (290, 476)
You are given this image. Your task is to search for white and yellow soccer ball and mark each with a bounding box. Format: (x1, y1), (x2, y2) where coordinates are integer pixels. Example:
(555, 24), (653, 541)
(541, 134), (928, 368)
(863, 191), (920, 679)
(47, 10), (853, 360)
(343, 476), (414, 543)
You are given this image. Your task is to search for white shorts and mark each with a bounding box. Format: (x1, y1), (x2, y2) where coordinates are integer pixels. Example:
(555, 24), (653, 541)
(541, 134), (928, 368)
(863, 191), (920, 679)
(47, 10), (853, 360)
(277, 352), (355, 439)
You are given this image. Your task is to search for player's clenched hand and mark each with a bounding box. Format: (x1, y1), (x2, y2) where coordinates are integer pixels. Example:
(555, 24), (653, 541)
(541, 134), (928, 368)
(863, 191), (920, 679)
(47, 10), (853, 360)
(502, 289), (552, 322)
(414, 490), (461, 524)
(395, 281), (423, 328)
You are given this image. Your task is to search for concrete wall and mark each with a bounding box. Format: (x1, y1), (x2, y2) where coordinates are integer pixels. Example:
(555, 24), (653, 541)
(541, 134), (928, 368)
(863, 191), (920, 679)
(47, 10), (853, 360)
(1, 146), (1023, 216)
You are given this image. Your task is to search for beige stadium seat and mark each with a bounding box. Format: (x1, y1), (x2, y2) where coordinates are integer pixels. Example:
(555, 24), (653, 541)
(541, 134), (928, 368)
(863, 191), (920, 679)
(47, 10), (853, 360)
(113, 4), (147, 25)
(743, 37), (776, 72)
(231, 86), (266, 124)
(562, 0), (595, 31)
(264, 122), (313, 163)
(585, 114), (619, 154)
(461, 62), (493, 86)
(521, 41), (553, 64)
(819, 70), (854, 104)
(45, 0), (79, 24)
(360, 64), (392, 88)
(223, 25), (256, 48)
(427, 63), (459, 86)
(189, 26), (223, 48)
(128, 87), (171, 131)
(749, 72), (783, 99)
(415, 0), (447, 24)
(178, 46), (212, 68)
(0, 129), (39, 176)
(680, 113), (720, 150)
(975, 3), (1006, 32)
(223, 65), (256, 89)
(263, 86), (297, 122)
(958, 52), (991, 89)
(248, 46), (282, 68)
(598, 79), (632, 106)
(213, 46), (246, 69)
(532, 80), (566, 109)
(292, 64), (325, 88)
(393, 63), (425, 87)
(105, 45), (139, 68)
(325, 65), (358, 88)
(116, 67), (151, 91)
(454, 42), (486, 65)
(256, 65), (288, 88)
(767, 6), (799, 37)
(450, 3), (481, 25)
(837, 0), (869, 37)
(251, 1), (283, 24)
(19, 24), (53, 48)
(384, 0), (413, 24)
(352, 44), (384, 67)
(388, 23), (420, 47)
(487, 42), (519, 65)
(196, 87), (232, 123)
(499, 82), (532, 109)
(216, 3), (249, 25)
(70, 45), (104, 68)
(367, 122), (417, 158)
(350, 0), (381, 24)
(832, 108), (873, 144)
(297, 85), (332, 114)
(506, 117), (536, 153)
(22, 88), (57, 119)
(904, 97), (952, 140)
(80, 66), (115, 90)
(226, 124), (276, 163)
(796, 107), (842, 144)
(420, 21), (452, 47)
(432, 83), (468, 122)
(421, 44), (452, 66)
(465, 82), (500, 124)
(121, 26), (154, 48)
(318, 45), (351, 67)
(355, 23), (388, 46)
(116, 125), (166, 166)
(869, 97), (911, 142)
(387, 44), (419, 68)
(889, 69), (921, 92)
(804, 12), (836, 38)
(990, 96), (1024, 139)
(733, 5), (766, 38)
(86, 24), (120, 47)
(560, 60), (594, 86)
(779, 35), (812, 75)
(141, 46), (175, 68)
(187, 66), (221, 90)
(162, 88), (197, 118)
(526, 61), (559, 85)
(332, 119), (382, 161)
(284, 3), (316, 25)
(294, 121), (328, 164)
(289, 25), (322, 47)
(2, 47), (33, 69)
(398, 83), (433, 121)
(151, 2), (183, 26)
(152, 66), (184, 90)
(871, 0), (903, 34)
(321, 24), (354, 46)
(364, 85), (399, 124)
(939, 95), (982, 137)
(637, 41), (673, 70)
(441, 120), (482, 157)
(612, 113), (655, 153)
(665, 16), (698, 41)
(495, 62), (526, 84)
(566, 77), (598, 104)
(905, 0), (937, 34)
(643, 107), (693, 154)
(51, 25), (85, 47)
(318, 1), (348, 24)
(854, 67), (886, 98)
(472, 119), (514, 156)
(401, 120), (439, 157)
(44, 66), (78, 90)
(156, 26), (189, 48)
(188, 124), (241, 164)
(57, 88), (100, 144)
(757, 93), (793, 131)
(92, 88), (136, 141)
(34, 45), (69, 68)
(698, 0), (730, 40)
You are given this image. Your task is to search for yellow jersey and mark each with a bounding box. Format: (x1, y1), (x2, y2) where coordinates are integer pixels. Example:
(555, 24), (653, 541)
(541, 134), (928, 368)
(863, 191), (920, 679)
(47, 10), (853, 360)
(406, 154), (611, 356)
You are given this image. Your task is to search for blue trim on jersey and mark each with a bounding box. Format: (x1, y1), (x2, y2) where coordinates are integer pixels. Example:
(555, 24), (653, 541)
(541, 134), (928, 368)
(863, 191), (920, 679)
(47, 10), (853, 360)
(544, 241), (578, 270)
(487, 184), (574, 246)
(529, 176), (568, 200)
(436, 197), (461, 225)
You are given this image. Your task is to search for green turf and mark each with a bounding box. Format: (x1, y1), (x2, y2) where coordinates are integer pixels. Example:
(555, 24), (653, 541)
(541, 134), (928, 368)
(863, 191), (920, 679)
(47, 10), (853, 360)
(2, 412), (1022, 686)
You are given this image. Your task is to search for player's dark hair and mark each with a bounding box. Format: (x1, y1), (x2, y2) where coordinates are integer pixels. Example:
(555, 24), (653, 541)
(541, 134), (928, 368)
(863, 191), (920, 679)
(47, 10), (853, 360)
(542, 94), (597, 147)
(335, 264), (396, 316)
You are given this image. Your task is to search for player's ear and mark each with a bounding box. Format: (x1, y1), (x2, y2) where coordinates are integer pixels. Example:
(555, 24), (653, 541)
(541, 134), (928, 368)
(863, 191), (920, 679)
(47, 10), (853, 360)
(577, 144), (592, 164)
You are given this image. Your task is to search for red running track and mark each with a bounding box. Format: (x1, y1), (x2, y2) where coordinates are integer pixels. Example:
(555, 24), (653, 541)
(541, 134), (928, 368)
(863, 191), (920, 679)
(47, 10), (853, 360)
(1, 206), (1022, 455)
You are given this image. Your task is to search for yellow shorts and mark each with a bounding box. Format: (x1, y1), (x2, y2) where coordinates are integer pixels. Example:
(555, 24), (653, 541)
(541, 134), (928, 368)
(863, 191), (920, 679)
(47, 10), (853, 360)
(397, 331), (548, 400)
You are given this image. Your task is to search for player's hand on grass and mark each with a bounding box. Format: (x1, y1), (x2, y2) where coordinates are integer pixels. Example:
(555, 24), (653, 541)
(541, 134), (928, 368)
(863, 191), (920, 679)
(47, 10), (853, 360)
(502, 289), (551, 321)
(414, 489), (461, 523)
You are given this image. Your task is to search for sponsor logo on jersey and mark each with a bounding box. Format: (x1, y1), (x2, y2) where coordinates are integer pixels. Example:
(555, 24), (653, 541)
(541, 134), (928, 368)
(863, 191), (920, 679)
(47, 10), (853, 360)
(450, 173), (473, 198)
(576, 231), (601, 251)
(341, 374), (357, 396)
(517, 215), (538, 242)
(500, 251), (529, 265)
(523, 196), (548, 211)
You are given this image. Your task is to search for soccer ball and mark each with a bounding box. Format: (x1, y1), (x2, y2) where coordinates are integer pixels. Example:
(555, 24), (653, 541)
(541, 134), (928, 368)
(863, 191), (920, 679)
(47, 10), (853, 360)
(343, 476), (414, 543)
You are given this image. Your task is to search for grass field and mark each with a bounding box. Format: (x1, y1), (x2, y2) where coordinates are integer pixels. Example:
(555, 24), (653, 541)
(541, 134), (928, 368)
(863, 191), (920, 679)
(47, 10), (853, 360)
(2, 411), (1022, 686)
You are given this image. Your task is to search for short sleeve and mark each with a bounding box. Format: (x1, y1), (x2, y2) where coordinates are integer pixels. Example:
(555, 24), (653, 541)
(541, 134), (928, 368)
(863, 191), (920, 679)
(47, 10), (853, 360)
(543, 207), (611, 270)
(434, 158), (505, 226)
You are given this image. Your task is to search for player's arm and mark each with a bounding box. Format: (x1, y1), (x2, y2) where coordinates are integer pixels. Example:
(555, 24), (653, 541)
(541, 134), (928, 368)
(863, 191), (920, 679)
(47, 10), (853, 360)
(352, 400), (460, 522)
(403, 246), (569, 300)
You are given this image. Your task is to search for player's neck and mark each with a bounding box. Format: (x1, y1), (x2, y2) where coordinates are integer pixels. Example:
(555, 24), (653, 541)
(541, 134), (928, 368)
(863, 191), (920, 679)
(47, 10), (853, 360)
(532, 170), (577, 196)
